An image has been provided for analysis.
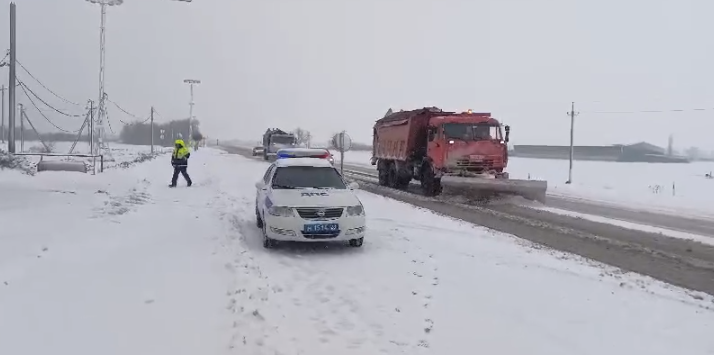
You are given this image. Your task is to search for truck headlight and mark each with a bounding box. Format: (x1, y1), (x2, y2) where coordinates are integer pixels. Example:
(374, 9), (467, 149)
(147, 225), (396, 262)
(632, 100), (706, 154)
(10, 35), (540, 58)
(346, 204), (364, 216)
(268, 206), (294, 217)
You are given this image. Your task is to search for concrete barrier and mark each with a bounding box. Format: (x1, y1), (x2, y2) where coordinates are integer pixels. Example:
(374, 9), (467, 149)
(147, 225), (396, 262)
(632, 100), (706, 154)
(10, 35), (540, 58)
(36, 160), (88, 173)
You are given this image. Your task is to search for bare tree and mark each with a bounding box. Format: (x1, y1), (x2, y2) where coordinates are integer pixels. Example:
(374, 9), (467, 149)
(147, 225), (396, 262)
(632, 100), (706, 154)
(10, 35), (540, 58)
(292, 127), (312, 147)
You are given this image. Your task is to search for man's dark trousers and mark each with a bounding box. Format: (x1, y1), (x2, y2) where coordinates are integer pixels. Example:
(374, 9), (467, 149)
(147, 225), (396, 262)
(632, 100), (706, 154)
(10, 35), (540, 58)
(171, 165), (192, 187)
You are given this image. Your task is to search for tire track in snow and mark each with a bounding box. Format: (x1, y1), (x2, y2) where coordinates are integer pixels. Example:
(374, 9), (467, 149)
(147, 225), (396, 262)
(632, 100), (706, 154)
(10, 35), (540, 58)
(216, 191), (437, 353)
(216, 194), (291, 354)
(384, 222), (440, 351)
(224, 194), (381, 352)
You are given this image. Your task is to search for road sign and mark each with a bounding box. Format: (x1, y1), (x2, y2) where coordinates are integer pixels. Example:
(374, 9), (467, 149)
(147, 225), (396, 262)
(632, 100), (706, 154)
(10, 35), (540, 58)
(332, 132), (352, 152)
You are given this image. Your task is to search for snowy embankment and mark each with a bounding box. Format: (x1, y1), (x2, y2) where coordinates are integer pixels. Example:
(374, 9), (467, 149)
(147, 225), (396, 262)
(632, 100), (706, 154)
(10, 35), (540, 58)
(1, 147), (713, 354)
(334, 149), (714, 219)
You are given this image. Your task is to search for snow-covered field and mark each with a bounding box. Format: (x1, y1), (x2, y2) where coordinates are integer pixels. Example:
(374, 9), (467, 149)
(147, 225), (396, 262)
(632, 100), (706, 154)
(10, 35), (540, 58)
(335, 150), (714, 218)
(1, 146), (713, 354)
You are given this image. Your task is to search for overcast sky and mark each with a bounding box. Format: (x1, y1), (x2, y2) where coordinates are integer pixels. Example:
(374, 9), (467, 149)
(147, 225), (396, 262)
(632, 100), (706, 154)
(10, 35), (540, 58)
(1, 0), (713, 149)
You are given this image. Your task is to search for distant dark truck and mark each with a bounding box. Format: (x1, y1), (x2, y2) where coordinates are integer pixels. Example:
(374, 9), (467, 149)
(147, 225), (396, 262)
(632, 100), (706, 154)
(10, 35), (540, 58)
(370, 107), (547, 202)
(262, 128), (297, 161)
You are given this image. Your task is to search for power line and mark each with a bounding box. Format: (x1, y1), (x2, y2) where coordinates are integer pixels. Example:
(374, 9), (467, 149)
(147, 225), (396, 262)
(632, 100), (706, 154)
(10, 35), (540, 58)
(18, 83), (84, 133)
(15, 60), (82, 106)
(587, 108), (713, 114)
(106, 110), (115, 134)
(17, 80), (84, 118)
(106, 96), (150, 124)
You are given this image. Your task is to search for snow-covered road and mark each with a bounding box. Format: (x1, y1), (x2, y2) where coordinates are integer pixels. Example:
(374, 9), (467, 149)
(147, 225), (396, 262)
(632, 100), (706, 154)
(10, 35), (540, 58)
(1, 147), (713, 354)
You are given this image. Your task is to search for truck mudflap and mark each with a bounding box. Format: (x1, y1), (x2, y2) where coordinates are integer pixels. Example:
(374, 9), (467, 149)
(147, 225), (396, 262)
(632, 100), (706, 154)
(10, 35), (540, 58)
(440, 175), (548, 203)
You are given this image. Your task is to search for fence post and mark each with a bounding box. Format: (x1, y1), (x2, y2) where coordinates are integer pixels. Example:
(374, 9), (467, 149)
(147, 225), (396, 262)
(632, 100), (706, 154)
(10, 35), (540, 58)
(101, 155), (104, 173)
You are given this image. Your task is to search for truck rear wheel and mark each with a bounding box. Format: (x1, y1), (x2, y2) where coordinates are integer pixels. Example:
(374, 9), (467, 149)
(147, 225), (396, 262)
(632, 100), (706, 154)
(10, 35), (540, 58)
(395, 176), (410, 190)
(377, 162), (389, 186)
(387, 164), (399, 188)
(421, 168), (442, 196)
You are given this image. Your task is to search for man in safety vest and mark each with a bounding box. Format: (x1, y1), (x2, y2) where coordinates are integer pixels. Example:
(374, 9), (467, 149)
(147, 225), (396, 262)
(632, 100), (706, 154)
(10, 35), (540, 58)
(169, 139), (193, 187)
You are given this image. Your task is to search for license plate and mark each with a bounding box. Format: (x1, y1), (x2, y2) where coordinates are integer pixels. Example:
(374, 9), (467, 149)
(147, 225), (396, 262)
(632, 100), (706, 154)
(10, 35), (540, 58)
(469, 154), (484, 160)
(304, 223), (340, 233)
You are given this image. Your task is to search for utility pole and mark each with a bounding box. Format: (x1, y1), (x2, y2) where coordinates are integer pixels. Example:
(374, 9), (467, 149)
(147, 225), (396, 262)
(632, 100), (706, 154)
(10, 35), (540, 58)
(18, 103), (23, 152)
(8, 2), (17, 153)
(150, 106), (154, 154)
(1, 85), (5, 143)
(90, 100), (96, 174)
(89, 100), (94, 156)
(566, 102), (579, 184)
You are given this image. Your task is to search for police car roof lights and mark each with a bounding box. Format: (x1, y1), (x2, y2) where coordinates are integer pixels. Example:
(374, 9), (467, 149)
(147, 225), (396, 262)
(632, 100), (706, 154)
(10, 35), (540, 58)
(276, 148), (330, 160)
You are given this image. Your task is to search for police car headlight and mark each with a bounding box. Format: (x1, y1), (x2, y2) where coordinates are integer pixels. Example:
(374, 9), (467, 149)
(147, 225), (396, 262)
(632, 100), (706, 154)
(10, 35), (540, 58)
(268, 206), (294, 217)
(346, 204), (364, 216)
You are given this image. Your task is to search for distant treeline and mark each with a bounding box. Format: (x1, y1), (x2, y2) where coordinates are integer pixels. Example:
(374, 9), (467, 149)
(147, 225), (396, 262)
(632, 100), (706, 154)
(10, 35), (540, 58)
(119, 118), (203, 146)
(2, 128), (87, 142)
(326, 138), (372, 151)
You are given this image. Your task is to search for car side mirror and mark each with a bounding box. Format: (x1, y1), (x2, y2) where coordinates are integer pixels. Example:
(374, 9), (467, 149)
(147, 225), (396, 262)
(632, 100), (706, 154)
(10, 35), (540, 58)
(347, 182), (359, 190)
(255, 181), (263, 189)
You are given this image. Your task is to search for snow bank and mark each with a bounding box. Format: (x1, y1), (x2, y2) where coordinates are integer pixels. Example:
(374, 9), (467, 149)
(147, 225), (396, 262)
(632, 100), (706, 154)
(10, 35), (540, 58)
(335, 149), (714, 218)
(2, 147), (713, 355)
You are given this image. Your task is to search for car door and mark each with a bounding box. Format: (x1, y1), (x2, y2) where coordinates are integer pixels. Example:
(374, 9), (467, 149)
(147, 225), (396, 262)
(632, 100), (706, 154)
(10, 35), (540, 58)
(256, 164), (276, 213)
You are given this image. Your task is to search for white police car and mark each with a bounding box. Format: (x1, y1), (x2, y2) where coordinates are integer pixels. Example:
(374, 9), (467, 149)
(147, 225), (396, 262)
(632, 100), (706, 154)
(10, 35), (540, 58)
(254, 157), (366, 248)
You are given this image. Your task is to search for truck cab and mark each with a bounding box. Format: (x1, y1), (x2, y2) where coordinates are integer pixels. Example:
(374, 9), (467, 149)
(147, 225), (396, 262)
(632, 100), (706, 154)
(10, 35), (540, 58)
(425, 113), (510, 176)
(262, 128), (298, 161)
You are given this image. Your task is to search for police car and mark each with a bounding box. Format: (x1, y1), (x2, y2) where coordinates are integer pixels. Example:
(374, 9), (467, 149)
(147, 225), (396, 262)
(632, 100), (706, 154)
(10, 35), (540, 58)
(276, 148), (335, 165)
(254, 157), (366, 248)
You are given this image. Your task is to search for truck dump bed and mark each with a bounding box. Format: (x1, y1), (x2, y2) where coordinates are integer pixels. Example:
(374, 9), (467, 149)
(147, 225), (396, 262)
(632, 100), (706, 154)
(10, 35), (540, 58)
(373, 108), (441, 160)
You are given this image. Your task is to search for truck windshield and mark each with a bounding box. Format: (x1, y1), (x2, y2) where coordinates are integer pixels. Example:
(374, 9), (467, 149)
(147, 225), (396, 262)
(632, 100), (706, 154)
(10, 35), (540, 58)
(272, 166), (347, 189)
(271, 135), (296, 145)
(442, 123), (501, 141)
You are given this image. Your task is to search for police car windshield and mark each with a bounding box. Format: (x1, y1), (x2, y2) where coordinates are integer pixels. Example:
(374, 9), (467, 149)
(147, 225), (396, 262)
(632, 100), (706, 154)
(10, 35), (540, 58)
(272, 166), (346, 189)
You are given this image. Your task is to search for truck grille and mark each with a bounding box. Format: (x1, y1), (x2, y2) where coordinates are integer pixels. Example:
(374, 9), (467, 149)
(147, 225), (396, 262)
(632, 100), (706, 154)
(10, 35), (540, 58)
(455, 158), (495, 169)
(296, 207), (344, 219)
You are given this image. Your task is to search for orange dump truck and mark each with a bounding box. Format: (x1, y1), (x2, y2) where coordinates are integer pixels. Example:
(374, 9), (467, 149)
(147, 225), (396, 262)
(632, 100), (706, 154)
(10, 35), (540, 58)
(370, 107), (547, 202)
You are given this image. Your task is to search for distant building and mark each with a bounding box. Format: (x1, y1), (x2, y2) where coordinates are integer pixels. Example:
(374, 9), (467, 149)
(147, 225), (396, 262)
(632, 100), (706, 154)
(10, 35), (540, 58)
(511, 142), (689, 163)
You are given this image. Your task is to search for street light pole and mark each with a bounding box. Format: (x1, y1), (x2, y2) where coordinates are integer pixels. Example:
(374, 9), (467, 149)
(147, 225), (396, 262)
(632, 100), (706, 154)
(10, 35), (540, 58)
(7, 2), (17, 153)
(183, 79), (200, 145)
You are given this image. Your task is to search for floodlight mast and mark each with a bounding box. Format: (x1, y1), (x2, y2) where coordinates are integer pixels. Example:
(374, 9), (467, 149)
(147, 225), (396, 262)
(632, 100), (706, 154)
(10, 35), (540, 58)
(85, 0), (122, 154)
(85, 0), (191, 153)
(183, 79), (201, 143)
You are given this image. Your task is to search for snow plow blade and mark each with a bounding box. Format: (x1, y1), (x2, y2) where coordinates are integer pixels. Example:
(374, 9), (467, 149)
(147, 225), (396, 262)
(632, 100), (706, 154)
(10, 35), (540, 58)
(440, 176), (547, 203)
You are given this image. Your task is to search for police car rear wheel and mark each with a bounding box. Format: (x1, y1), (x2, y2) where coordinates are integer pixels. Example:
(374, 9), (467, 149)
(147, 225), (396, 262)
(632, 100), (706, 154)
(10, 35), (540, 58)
(348, 237), (364, 247)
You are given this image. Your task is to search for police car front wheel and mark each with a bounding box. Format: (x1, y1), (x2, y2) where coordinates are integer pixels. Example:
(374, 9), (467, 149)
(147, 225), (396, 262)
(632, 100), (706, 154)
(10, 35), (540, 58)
(261, 223), (276, 249)
(255, 207), (264, 228)
(349, 238), (364, 247)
